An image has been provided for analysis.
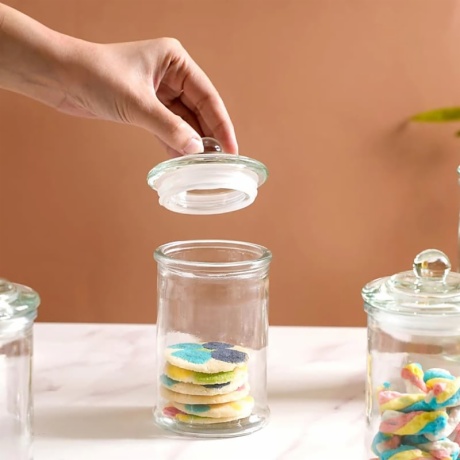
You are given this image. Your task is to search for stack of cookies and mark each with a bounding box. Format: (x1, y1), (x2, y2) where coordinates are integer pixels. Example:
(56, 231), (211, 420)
(160, 341), (253, 424)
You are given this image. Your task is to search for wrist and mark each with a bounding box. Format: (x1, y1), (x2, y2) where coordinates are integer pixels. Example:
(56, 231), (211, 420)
(52, 35), (101, 101)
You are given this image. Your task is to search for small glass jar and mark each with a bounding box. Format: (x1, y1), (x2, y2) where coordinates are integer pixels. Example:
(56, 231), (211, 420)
(362, 249), (460, 460)
(0, 278), (40, 460)
(153, 240), (272, 438)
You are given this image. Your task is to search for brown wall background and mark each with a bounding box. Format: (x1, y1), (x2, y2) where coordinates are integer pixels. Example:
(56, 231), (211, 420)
(1, 0), (460, 327)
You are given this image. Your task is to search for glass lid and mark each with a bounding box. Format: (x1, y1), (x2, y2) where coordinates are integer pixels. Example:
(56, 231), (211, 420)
(0, 278), (40, 321)
(362, 249), (460, 316)
(147, 138), (268, 215)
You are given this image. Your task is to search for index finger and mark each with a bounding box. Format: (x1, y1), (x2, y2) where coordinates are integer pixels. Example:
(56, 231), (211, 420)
(180, 57), (238, 154)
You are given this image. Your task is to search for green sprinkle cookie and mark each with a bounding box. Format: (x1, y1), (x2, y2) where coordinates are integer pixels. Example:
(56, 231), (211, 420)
(160, 369), (247, 395)
(164, 362), (247, 386)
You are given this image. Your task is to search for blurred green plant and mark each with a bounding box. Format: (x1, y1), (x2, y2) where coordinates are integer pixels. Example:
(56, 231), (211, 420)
(411, 107), (460, 136)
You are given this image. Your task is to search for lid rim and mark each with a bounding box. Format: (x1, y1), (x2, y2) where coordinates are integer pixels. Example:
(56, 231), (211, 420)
(147, 154), (268, 187)
(0, 278), (40, 321)
(147, 154), (267, 215)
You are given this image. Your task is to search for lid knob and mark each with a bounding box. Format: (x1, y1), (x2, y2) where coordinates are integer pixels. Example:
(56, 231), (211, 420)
(413, 249), (451, 282)
(202, 137), (223, 153)
(0, 278), (16, 297)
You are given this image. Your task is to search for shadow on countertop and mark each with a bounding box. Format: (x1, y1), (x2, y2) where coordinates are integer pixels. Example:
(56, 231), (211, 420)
(34, 406), (191, 440)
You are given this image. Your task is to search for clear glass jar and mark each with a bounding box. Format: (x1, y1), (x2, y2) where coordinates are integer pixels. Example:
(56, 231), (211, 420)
(0, 278), (40, 460)
(153, 240), (272, 438)
(458, 165), (460, 268)
(362, 249), (460, 460)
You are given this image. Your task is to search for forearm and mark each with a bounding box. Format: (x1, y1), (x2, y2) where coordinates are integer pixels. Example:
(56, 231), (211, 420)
(0, 3), (83, 107)
(0, 4), (237, 153)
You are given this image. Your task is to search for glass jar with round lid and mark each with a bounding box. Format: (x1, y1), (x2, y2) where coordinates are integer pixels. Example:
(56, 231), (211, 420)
(0, 278), (40, 460)
(362, 249), (460, 460)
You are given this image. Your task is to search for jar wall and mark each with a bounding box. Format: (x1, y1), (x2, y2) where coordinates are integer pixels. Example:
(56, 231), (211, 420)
(0, 319), (34, 460)
(153, 240), (271, 438)
(366, 310), (460, 460)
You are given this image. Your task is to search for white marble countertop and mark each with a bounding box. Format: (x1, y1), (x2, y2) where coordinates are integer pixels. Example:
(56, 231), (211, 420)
(33, 323), (366, 460)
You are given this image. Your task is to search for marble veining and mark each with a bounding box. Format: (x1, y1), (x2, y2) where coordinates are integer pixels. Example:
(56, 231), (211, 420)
(33, 324), (366, 460)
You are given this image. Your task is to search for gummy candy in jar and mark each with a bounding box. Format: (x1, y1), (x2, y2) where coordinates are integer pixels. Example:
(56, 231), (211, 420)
(362, 249), (460, 460)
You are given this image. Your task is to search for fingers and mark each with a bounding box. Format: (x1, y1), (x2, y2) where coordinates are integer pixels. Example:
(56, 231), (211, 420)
(166, 98), (204, 137)
(156, 137), (183, 158)
(106, 37), (238, 156)
(179, 58), (238, 154)
(135, 96), (204, 155)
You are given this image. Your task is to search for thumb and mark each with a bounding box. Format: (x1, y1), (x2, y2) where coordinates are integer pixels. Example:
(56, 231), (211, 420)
(136, 99), (204, 155)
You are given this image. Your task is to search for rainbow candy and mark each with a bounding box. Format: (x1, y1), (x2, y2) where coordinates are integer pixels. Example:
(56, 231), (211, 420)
(424, 369), (455, 383)
(449, 422), (460, 445)
(373, 365), (460, 460)
(414, 439), (460, 460)
(402, 435), (460, 460)
(380, 410), (448, 437)
(425, 378), (460, 410)
(380, 445), (435, 460)
(402, 364), (428, 394)
(425, 408), (460, 442)
(372, 432), (401, 456)
(379, 391), (431, 413)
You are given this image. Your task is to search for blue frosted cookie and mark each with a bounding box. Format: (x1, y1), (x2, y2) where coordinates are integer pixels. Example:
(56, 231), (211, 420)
(166, 342), (249, 373)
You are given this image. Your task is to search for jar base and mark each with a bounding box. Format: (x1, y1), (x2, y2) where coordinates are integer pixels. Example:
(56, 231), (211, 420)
(153, 408), (269, 438)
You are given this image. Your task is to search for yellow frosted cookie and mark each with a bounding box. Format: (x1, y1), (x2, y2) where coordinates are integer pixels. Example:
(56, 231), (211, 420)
(160, 383), (250, 404)
(170, 395), (254, 419)
(163, 406), (247, 425)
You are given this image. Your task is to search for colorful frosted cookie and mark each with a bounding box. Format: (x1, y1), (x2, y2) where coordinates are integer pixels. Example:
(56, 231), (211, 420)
(160, 383), (250, 405)
(163, 406), (246, 425)
(160, 371), (247, 396)
(166, 342), (249, 373)
(164, 362), (247, 386)
(169, 395), (254, 419)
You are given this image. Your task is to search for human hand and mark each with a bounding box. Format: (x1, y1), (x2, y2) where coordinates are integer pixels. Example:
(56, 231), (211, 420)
(57, 38), (238, 156)
(0, 4), (237, 156)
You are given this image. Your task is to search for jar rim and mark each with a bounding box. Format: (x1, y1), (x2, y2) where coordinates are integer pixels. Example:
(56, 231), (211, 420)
(154, 239), (272, 269)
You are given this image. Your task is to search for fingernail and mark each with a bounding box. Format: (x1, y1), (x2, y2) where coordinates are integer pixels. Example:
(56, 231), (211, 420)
(183, 137), (203, 155)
